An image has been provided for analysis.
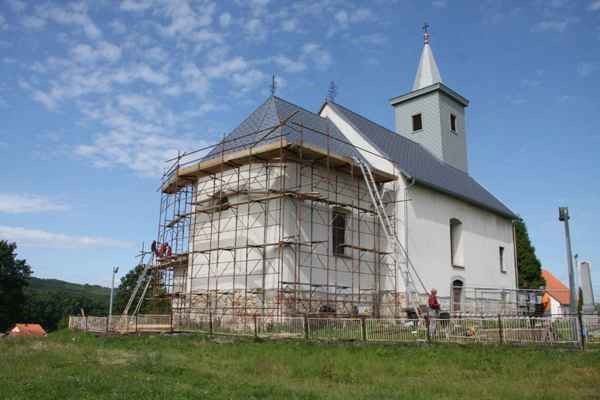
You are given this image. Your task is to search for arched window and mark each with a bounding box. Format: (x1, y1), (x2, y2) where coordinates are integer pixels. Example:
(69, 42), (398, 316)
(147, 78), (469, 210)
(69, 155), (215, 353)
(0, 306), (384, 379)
(449, 218), (464, 268)
(452, 279), (463, 312)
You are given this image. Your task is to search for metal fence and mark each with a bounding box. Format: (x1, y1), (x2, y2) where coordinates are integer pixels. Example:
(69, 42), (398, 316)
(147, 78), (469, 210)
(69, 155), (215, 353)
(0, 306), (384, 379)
(68, 313), (600, 348)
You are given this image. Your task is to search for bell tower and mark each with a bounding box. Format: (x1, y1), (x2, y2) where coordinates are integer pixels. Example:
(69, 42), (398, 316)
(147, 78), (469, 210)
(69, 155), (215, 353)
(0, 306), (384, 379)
(390, 25), (470, 173)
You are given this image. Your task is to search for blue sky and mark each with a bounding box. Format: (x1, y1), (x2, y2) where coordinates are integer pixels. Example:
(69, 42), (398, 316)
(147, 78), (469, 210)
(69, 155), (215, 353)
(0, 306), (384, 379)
(0, 0), (599, 293)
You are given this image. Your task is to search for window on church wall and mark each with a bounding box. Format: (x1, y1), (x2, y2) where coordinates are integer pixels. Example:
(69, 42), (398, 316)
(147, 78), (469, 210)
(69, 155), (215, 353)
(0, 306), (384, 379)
(332, 210), (347, 257)
(452, 279), (463, 312)
(412, 113), (422, 131)
(450, 113), (457, 132)
(499, 246), (506, 273)
(449, 218), (464, 268)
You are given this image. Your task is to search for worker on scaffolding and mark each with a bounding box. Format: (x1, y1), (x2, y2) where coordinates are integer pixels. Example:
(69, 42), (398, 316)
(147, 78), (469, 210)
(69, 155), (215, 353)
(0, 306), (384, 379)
(428, 288), (440, 336)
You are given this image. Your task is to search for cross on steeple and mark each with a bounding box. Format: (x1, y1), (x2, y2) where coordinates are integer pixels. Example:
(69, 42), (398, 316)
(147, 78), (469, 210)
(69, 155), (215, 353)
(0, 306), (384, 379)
(422, 22), (430, 44)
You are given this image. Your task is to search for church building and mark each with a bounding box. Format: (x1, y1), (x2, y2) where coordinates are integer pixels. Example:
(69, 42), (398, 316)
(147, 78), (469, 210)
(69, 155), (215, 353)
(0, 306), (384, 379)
(153, 31), (519, 318)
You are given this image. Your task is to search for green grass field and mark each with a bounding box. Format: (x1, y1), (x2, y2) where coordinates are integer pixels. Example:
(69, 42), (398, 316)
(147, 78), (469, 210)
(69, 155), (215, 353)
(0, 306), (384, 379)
(1, 331), (599, 400)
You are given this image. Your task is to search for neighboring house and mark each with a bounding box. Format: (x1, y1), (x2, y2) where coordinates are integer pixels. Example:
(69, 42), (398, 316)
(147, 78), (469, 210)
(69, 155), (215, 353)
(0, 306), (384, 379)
(8, 324), (47, 337)
(542, 269), (571, 316)
(152, 31), (519, 318)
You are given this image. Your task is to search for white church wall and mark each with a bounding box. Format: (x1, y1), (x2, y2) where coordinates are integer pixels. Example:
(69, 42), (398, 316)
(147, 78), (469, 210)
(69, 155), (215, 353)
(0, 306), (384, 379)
(405, 183), (517, 300)
(320, 104), (395, 175)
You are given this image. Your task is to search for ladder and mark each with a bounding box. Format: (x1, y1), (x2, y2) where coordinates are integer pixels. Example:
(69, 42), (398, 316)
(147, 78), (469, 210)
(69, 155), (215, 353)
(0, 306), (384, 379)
(121, 253), (154, 317)
(353, 156), (429, 316)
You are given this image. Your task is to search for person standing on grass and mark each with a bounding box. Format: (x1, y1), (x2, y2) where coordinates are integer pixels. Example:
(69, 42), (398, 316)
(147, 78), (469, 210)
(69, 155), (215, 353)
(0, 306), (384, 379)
(428, 288), (440, 336)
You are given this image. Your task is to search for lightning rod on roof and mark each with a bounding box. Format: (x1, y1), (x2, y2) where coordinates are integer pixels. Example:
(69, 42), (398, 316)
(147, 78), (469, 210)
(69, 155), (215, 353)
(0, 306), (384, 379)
(327, 81), (337, 102)
(271, 73), (277, 96)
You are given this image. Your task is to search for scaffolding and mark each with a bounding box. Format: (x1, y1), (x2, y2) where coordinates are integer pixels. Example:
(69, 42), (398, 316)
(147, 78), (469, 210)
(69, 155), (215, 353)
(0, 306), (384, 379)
(141, 115), (421, 320)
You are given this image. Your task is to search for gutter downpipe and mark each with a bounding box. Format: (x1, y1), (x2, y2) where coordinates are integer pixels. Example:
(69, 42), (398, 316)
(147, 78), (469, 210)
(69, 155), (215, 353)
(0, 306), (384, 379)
(512, 220), (519, 289)
(403, 175), (417, 298)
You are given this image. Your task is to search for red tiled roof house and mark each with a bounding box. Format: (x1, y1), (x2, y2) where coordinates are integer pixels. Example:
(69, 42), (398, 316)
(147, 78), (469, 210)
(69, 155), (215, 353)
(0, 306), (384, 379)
(542, 269), (571, 316)
(8, 324), (47, 337)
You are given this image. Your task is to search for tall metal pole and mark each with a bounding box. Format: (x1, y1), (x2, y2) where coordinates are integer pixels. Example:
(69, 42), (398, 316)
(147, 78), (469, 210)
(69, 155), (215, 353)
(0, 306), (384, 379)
(559, 207), (577, 314)
(109, 266), (119, 326)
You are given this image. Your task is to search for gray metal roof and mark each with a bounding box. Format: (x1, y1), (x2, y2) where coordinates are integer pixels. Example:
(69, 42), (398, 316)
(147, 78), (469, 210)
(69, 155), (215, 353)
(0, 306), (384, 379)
(326, 101), (517, 219)
(203, 96), (356, 161)
(204, 96), (517, 219)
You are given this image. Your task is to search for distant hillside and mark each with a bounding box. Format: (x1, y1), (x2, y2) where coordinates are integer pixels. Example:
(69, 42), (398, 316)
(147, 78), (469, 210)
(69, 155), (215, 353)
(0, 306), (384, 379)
(27, 277), (110, 300)
(22, 277), (110, 332)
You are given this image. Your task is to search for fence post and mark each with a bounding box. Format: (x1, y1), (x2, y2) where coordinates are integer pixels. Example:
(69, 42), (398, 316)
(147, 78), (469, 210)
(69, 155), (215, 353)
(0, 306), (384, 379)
(425, 316), (431, 344)
(106, 317), (109, 334)
(577, 311), (585, 350)
(170, 310), (174, 333)
(209, 311), (213, 336)
(303, 314), (309, 341)
(85, 315), (88, 332)
(253, 315), (258, 338)
(135, 314), (138, 333)
(361, 317), (367, 342)
(498, 314), (504, 345)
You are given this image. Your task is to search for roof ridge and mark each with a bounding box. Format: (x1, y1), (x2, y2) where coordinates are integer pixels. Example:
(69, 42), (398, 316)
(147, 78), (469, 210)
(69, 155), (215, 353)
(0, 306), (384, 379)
(328, 100), (422, 147)
(273, 95), (326, 121)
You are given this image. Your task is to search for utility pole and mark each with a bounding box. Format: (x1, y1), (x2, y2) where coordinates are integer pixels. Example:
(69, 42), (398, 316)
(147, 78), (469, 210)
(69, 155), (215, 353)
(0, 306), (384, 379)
(109, 266), (119, 326)
(558, 207), (577, 314)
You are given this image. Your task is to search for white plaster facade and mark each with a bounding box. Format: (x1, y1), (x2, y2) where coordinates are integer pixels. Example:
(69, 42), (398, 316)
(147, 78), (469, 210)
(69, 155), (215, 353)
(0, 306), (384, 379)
(320, 104), (517, 306)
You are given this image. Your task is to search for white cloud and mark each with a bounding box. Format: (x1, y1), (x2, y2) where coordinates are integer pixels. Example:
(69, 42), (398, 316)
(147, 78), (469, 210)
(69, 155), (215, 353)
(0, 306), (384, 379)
(577, 62), (597, 77)
(281, 18), (298, 32)
(204, 56), (248, 78)
(145, 46), (169, 63)
(22, 15), (47, 30)
(70, 41), (122, 64)
(302, 43), (332, 70)
(181, 62), (210, 95)
(109, 20), (127, 34)
(334, 7), (374, 28)
(588, 1), (600, 11)
(432, 0), (447, 8)
(7, 0), (26, 13)
(231, 69), (267, 92)
(40, 3), (102, 40)
(531, 18), (577, 33)
(0, 194), (68, 214)
(0, 15), (6, 30)
(354, 33), (388, 47)
(0, 225), (133, 249)
(219, 12), (232, 28)
(121, 0), (155, 12)
(273, 55), (306, 73)
(244, 18), (267, 41)
(161, 0), (215, 37)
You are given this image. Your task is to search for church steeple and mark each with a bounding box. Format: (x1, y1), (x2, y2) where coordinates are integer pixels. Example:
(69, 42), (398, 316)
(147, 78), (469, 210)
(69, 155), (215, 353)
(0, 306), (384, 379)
(412, 23), (443, 90)
(390, 25), (470, 173)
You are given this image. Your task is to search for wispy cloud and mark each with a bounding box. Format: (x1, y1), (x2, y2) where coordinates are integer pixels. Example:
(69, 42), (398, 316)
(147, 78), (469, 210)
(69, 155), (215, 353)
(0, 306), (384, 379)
(531, 17), (578, 33)
(577, 62), (597, 77)
(0, 225), (134, 249)
(432, 0), (447, 8)
(589, 1), (600, 11)
(0, 193), (69, 214)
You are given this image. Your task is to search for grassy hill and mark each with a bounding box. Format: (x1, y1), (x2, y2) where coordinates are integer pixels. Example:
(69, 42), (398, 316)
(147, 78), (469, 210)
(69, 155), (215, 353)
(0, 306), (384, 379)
(26, 277), (110, 300)
(1, 332), (599, 399)
(22, 278), (110, 332)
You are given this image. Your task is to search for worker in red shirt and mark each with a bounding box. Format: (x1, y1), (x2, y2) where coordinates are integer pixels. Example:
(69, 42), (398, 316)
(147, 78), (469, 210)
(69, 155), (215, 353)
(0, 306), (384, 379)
(428, 288), (440, 336)
(428, 288), (440, 316)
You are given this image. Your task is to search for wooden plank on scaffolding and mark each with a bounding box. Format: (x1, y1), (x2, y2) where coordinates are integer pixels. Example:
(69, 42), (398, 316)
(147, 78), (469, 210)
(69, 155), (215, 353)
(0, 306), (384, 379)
(162, 140), (289, 194)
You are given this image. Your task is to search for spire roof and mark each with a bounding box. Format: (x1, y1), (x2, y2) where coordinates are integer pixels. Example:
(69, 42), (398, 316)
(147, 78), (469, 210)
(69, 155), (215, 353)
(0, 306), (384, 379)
(412, 29), (443, 91)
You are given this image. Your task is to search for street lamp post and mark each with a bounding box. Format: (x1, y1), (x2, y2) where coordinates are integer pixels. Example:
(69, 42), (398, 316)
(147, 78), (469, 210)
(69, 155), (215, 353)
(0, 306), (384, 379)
(108, 266), (119, 328)
(559, 207), (577, 314)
